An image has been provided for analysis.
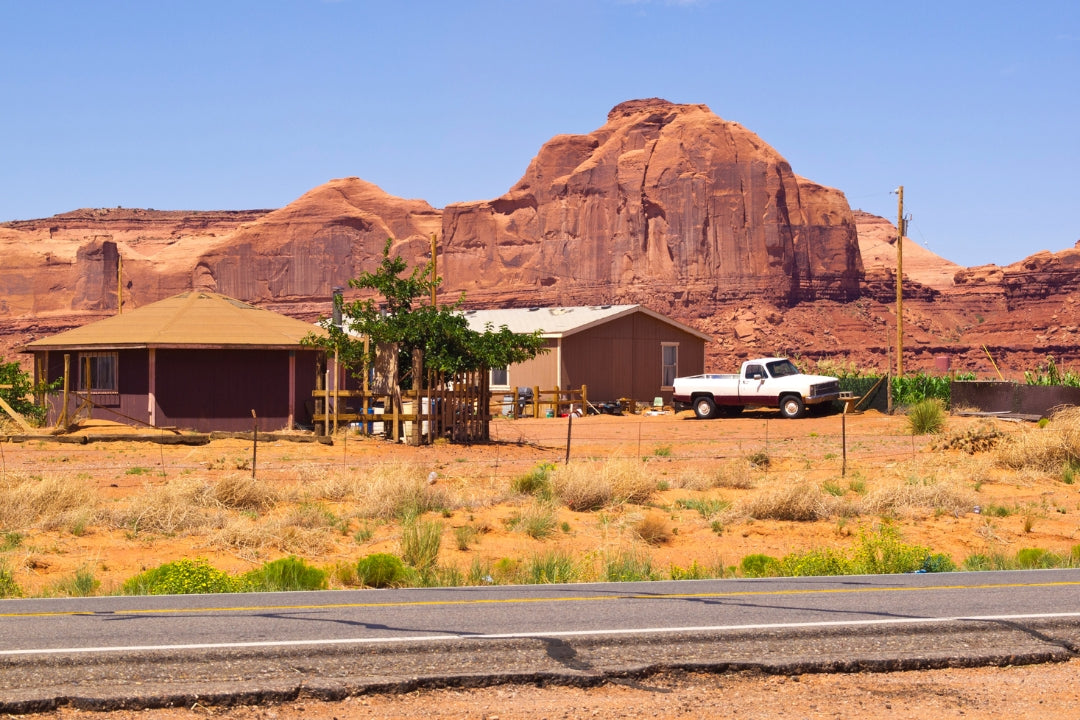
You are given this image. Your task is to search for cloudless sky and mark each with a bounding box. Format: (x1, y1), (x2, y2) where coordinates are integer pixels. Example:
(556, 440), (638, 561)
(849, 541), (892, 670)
(1, 1), (1076, 267)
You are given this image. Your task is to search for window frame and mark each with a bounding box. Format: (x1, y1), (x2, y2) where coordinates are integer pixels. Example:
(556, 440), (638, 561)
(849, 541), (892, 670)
(661, 342), (679, 390)
(77, 351), (119, 393)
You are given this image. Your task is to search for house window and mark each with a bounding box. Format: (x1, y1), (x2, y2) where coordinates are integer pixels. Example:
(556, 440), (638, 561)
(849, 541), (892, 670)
(490, 366), (509, 389)
(661, 343), (678, 389)
(78, 352), (118, 392)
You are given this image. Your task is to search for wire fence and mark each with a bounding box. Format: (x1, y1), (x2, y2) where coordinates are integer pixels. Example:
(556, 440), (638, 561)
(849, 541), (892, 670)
(0, 413), (942, 488)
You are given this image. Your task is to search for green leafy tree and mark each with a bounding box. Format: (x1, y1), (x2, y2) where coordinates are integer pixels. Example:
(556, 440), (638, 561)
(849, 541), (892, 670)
(0, 359), (53, 424)
(312, 239), (546, 387)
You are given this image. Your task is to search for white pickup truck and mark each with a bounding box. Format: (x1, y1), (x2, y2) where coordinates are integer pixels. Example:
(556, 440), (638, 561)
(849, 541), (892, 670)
(672, 357), (841, 419)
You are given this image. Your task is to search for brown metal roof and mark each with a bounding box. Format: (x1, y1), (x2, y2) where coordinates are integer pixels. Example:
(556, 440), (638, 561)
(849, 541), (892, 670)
(23, 292), (327, 351)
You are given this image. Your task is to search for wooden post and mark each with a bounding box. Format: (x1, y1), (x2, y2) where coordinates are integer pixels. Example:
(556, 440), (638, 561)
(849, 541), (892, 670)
(58, 354), (70, 430)
(533, 386), (540, 418)
(895, 185), (905, 377)
(333, 348), (340, 436)
(565, 412), (573, 464)
(251, 409), (258, 479)
(411, 348), (423, 446)
(315, 356), (325, 436)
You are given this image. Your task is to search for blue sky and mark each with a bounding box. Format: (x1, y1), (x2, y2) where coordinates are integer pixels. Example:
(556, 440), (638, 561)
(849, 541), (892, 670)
(1, 1), (1076, 267)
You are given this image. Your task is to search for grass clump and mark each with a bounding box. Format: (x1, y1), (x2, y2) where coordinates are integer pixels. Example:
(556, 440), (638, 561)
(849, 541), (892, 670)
(53, 567), (101, 597)
(633, 512), (672, 546)
(0, 472), (98, 532)
(242, 555), (327, 592)
(511, 462), (554, 497)
(0, 560), (21, 598)
(906, 398), (946, 435)
(604, 549), (659, 582)
(551, 459), (655, 511)
(523, 551), (579, 584)
(400, 519), (442, 570)
(122, 558), (240, 595)
(507, 501), (558, 539)
(212, 474), (279, 511)
(675, 497), (730, 520)
(995, 407), (1080, 473)
(356, 553), (407, 588)
(741, 482), (838, 522)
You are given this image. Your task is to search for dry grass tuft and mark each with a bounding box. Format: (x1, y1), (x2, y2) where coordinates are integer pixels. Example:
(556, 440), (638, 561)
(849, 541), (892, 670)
(859, 478), (975, 518)
(739, 481), (838, 522)
(353, 462), (452, 519)
(633, 512), (672, 546)
(211, 474), (279, 511)
(0, 472), (99, 531)
(673, 460), (755, 491)
(995, 407), (1080, 473)
(552, 458), (656, 511)
(109, 477), (224, 535)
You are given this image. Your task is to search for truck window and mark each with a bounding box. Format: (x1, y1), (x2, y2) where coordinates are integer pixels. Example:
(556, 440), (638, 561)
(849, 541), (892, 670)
(767, 359), (799, 378)
(744, 364), (765, 379)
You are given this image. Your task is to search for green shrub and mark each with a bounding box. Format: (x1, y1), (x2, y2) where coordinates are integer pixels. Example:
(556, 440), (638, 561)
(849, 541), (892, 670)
(54, 567), (100, 597)
(242, 556), (327, 592)
(400, 519), (442, 570)
(1016, 547), (1051, 569)
(852, 523), (931, 574)
(669, 560), (712, 580)
(773, 548), (853, 577)
(523, 551), (579, 584)
(355, 553), (407, 588)
(0, 560), (21, 598)
(511, 462), (554, 497)
(1024, 355), (1080, 387)
(604, 549), (659, 582)
(122, 558), (240, 595)
(919, 553), (958, 573)
(906, 399), (946, 435)
(739, 553), (778, 578)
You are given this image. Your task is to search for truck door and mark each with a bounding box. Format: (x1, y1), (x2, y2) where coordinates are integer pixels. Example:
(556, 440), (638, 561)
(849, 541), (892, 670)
(740, 363), (770, 403)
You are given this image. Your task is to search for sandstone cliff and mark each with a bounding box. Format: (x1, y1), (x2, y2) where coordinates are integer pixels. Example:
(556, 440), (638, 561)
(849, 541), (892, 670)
(442, 99), (862, 309)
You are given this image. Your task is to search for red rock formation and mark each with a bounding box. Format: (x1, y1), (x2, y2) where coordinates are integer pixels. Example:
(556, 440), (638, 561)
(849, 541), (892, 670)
(443, 99), (863, 308)
(193, 178), (441, 304)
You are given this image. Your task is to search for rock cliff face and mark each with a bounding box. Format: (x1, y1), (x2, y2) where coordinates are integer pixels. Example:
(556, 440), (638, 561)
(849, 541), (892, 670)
(193, 178), (441, 303)
(442, 99), (862, 308)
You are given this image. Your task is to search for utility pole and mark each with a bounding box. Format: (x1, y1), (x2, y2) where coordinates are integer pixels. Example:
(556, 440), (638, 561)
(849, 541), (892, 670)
(895, 185), (904, 377)
(430, 233), (438, 307)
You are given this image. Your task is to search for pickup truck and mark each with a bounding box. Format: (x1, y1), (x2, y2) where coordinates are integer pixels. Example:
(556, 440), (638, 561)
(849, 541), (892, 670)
(672, 357), (841, 419)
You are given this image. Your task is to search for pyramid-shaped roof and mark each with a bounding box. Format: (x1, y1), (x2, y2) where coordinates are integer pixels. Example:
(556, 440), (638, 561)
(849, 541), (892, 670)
(23, 292), (327, 351)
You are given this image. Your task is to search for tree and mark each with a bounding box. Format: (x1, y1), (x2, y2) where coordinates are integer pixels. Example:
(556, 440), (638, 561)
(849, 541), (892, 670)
(311, 239), (546, 387)
(0, 359), (50, 424)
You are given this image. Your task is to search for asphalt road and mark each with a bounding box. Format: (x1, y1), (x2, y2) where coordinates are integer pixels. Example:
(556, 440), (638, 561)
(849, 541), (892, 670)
(2, 569), (1079, 712)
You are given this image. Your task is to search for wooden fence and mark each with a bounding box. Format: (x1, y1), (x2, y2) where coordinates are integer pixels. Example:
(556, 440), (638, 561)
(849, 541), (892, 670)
(313, 369), (490, 445)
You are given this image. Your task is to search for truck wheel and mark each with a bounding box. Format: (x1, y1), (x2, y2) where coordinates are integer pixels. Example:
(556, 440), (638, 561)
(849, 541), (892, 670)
(779, 395), (806, 419)
(693, 397), (717, 419)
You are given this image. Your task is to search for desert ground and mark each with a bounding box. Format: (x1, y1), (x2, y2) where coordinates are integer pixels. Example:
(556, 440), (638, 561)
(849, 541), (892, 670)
(2, 408), (1079, 717)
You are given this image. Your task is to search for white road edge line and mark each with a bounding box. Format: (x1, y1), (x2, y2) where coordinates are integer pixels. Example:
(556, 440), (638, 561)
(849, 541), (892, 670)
(3, 611), (1080, 657)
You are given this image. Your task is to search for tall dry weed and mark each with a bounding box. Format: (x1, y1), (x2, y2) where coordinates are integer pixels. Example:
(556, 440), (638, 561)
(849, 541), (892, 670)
(995, 407), (1080, 473)
(860, 478), (975, 518)
(552, 458), (656, 511)
(739, 481), (838, 522)
(211, 474), (279, 512)
(0, 472), (98, 531)
(355, 462), (451, 519)
(109, 477), (224, 535)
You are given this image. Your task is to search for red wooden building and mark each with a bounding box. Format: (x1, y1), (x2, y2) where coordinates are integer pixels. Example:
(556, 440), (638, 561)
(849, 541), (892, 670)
(22, 292), (325, 432)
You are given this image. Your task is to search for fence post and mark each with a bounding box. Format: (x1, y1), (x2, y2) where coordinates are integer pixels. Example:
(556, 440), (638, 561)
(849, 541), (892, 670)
(565, 412), (573, 464)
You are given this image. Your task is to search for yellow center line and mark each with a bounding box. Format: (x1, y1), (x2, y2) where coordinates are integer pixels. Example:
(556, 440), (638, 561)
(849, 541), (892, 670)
(2, 579), (1078, 619)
